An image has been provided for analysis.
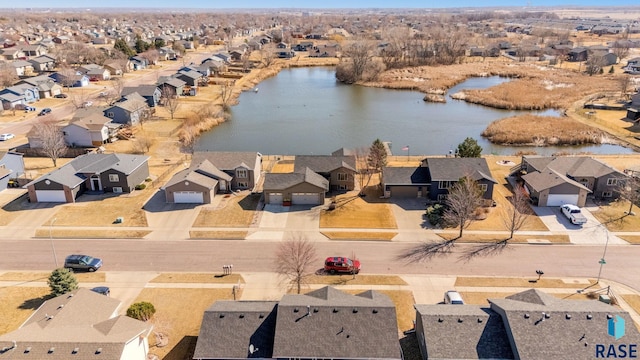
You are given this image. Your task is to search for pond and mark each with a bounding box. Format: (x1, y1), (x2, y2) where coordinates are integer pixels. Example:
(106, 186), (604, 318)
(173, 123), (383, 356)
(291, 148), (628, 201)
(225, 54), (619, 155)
(196, 67), (633, 155)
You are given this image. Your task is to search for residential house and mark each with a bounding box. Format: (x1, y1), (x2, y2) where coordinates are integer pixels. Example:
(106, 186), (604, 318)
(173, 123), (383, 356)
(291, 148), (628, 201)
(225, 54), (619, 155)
(129, 55), (148, 70)
(49, 71), (90, 88)
(568, 47), (588, 62)
(201, 57), (226, 75)
(162, 159), (232, 204)
(309, 43), (339, 57)
(624, 57), (640, 74)
(263, 167), (329, 205)
(0, 47), (24, 60)
(10, 60), (34, 76)
(20, 44), (47, 57)
(414, 288), (640, 360)
(293, 154), (357, 191)
(63, 108), (118, 147)
(180, 64), (211, 78)
(0, 288), (153, 360)
(175, 69), (204, 88)
(18, 75), (63, 98)
(424, 157), (497, 202)
(157, 77), (186, 99)
(190, 151), (262, 192)
(229, 49), (245, 61)
(193, 287), (402, 360)
(104, 92), (150, 125)
(85, 66), (111, 81)
(0, 83), (40, 103)
(517, 156), (627, 206)
(24, 153), (150, 202)
(158, 46), (177, 60)
(0, 150), (25, 190)
(122, 85), (162, 107)
(293, 41), (314, 51)
(382, 166), (431, 198)
(28, 54), (56, 72)
(103, 60), (126, 76)
(0, 92), (24, 110)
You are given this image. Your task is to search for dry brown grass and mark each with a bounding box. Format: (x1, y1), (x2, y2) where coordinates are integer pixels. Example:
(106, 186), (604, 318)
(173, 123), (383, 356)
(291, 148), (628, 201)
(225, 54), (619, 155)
(0, 287), (51, 335)
(34, 229), (151, 239)
(621, 295), (640, 319)
(321, 231), (397, 241)
(0, 272), (105, 282)
(150, 273), (245, 284)
(320, 196), (397, 229)
(591, 199), (640, 232)
(618, 235), (640, 244)
(133, 288), (237, 360)
(307, 275), (408, 286)
(271, 161), (295, 173)
(455, 277), (597, 288)
(189, 231), (248, 239)
(482, 114), (606, 146)
(193, 193), (261, 227)
(438, 233), (570, 243)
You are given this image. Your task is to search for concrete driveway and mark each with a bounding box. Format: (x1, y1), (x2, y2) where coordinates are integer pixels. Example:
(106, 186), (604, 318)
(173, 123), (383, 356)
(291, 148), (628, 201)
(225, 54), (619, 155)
(532, 205), (628, 245)
(249, 204), (325, 241)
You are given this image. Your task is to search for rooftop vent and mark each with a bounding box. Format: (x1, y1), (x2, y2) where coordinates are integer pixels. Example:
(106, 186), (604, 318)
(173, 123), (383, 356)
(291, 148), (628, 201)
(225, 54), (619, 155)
(458, 318), (463, 323)
(352, 308), (358, 313)
(57, 304), (64, 310)
(95, 348), (102, 354)
(239, 314), (244, 318)
(544, 313), (551, 319)
(438, 318), (443, 323)
(72, 347), (79, 354)
(293, 308), (299, 313)
(24, 347), (31, 354)
(372, 309), (378, 314)
(477, 318), (483, 323)
(258, 314), (264, 319)
(524, 313), (530, 319)
(587, 314), (593, 320)
(219, 314), (225, 318)
(313, 308), (319, 313)
(333, 308), (339, 313)
(48, 347), (55, 354)
(566, 314), (572, 319)
(607, 314), (613, 319)
(67, 294), (74, 298)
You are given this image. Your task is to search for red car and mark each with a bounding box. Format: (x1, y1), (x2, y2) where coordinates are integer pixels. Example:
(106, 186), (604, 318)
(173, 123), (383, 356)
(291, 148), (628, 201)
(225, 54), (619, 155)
(324, 256), (361, 275)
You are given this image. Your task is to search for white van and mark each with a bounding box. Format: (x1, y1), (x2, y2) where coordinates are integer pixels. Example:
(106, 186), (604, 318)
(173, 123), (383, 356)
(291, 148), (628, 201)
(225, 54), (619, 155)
(444, 290), (464, 304)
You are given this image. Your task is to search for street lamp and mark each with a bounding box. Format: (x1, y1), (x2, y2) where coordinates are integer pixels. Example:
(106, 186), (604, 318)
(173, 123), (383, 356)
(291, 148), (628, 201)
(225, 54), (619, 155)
(596, 225), (610, 284)
(50, 217), (58, 268)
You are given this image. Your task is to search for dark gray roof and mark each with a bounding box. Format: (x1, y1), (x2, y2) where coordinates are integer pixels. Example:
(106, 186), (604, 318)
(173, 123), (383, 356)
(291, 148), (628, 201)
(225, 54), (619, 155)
(122, 85), (159, 97)
(522, 168), (591, 192)
(263, 167), (328, 191)
(192, 151), (260, 172)
(25, 153), (149, 188)
(426, 158), (497, 183)
(294, 155), (356, 174)
(157, 77), (186, 88)
(382, 166), (430, 185)
(489, 289), (640, 360)
(193, 301), (277, 360)
(414, 305), (514, 359)
(164, 159), (230, 189)
(273, 287), (401, 359)
(524, 156), (625, 178)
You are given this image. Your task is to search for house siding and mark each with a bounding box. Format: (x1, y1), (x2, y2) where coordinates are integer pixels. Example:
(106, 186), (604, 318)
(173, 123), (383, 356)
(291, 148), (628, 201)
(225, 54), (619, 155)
(63, 124), (93, 147)
(328, 167), (356, 190)
(264, 182), (326, 204)
(99, 169), (131, 192)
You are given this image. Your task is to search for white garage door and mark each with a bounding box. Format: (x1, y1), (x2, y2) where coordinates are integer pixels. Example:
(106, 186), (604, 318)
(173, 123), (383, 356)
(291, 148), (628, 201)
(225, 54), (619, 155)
(35, 190), (66, 202)
(292, 193), (319, 205)
(173, 191), (204, 204)
(268, 193), (283, 204)
(547, 194), (579, 207)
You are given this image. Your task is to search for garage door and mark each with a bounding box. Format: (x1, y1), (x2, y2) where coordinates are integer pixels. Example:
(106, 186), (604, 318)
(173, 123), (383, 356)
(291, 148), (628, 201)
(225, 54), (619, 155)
(173, 191), (204, 204)
(390, 186), (421, 198)
(268, 193), (283, 204)
(35, 190), (66, 202)
(292, 193), (319, 205)
(547, 194), (579, 207)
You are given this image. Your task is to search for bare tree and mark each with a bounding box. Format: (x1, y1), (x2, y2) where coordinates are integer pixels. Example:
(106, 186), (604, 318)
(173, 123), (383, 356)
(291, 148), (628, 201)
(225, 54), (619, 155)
(0, 63), (18, 87)
(501, 184), (530, 241)
(70, 90), (91, 109)
(355, 147), (374, 195)
(109, 78), (125, 104)
(585, 54), (606, 76)
(58, 66), (78, 90)
(274, 237), (318, 294)
(259, 45), (276, 67)
(219, 80), (235, 112)
(33, 119), (67, 167)
(620, 75), (631, 100)
(160, 86), (180, 119)
(611, 40), (630, 60)
(139, 49), (160, 66)
(336, 39), (380, 84)
(443, 176), (484, 239)
(132, 131), (156, 154)
(619, 176), (640, 216)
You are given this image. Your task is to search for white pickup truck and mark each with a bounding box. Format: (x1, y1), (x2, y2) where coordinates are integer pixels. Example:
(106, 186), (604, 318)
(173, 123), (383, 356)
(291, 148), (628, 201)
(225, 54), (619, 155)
(560, 204), (588, 225)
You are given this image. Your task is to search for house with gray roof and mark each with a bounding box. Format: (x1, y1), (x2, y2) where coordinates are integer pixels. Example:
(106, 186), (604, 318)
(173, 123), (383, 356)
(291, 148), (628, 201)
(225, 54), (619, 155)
(157, 77), (186, 99)
(28, 54), (56, 72)
(191, 151), (262, 192)
(263, 167), (329, 205)
(17, 74), (63, 98)
(24, 153), (149, 203)
(193, 287), (401, 360)
(122, 85), (161, 107)
(382, 166), (431, 198)
(0, 150), (23, 191)
(294, 154), (357, 191)
(162, 159), (232, 204)
(518, 156), (627, 206)
(0, 288), (153, 360)
(63, 108), (118, 147)
(104, 92), (149, 125)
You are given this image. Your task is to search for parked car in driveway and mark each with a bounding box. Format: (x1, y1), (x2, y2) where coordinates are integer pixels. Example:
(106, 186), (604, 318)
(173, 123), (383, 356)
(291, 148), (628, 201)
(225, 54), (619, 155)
(91, 286), (110, 296)
(444, 290), (464, 304)
(324, 256), (361, 274)
(54, 93), (68, 99)
(64, 254), (103, 272)
(561, 204), (588, 225)
(38, 108), (52, 116)
(0, 133), (15, 141)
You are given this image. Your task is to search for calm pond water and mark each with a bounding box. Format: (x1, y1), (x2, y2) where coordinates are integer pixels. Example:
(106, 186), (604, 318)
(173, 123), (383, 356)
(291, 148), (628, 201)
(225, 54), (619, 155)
(196, 67), (633, 155)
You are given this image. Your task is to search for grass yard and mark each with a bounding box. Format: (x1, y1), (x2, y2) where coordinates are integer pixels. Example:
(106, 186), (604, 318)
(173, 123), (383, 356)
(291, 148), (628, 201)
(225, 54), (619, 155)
(437, 233), (570, 243)
(149, 273), (245, 284)
(321, 231), (397, 241)
(307, 274), (408, 286)
(618, 235), (640, 244)
(193, 193), (261, 227)
(0, 271), (105, 282)
(270, 160), (295, 173)
(591, 199), (640, 232)
(320, 196), (397, 229)
(621, 295), (640, 324)
(455, 277), (597, 289)
(133, 288), (237, 360)
(189, 230), (248, 239)
(35, 229), (151, 239)
(0, 287), (51, 335)
(0, 193), (32, 226)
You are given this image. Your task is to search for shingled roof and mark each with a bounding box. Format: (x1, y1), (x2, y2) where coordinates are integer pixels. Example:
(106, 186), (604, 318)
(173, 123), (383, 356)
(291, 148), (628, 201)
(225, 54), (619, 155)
(163, 159), (230, 189)
(273, 287), (402, 359)
(521, 168), (591, 192)
(426, 158), (497, 183)
(523, 156), (625, 178)
(382, 166), (430, 185)
(294, 155), (356, 174)
(192, 151), (260, 172)
(263, 167), (328, 191)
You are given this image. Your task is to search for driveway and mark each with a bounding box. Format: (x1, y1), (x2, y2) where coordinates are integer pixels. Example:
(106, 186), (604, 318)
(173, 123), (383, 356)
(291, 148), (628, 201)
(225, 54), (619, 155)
(532, 205), (628, 245)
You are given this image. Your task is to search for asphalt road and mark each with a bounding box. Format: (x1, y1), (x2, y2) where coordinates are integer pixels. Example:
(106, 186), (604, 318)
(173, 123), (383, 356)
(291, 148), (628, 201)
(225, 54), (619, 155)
(2, 238), (638, 290)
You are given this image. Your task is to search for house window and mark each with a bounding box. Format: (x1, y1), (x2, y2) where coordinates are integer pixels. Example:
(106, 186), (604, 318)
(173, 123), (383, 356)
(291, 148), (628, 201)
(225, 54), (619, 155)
(603, 191), (613, 198)
(606, 178), (618, 186)
(62, 131), (67, 136)
(437, 194), (447, 202)
(479, 184), (488, 192)
(238, 182), (248, 188)
(237, 169), (248, 178)
(109, 174), (119, 182)
(107, 112), (114, 118)
(337, 173), (348, 181)
(113, 187), (123, 193)
(338, 184), (347, 190)
(438, 181), (451, 189)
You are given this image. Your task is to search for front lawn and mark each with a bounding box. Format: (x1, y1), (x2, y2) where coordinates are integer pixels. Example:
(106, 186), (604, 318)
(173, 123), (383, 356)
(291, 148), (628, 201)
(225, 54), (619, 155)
(591, 199), (640, 232)
(193, 193), (261, 227)
(0, 287), (51, 335)
(320, 196), (397, 229)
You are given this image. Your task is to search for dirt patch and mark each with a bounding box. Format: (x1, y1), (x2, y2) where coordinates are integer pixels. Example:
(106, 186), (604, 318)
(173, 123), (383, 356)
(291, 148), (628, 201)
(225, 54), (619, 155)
(307, 274), (407, 286)
(149, 273), (245, 284)
(189, 231), (248, 239)
(0, 287), (51, 335)
(193, 193), (261, 227)
(0, 272), (105, 282)
(320, 196), (397, 229)
(455, 277), (598, 288)
(34, 229), (151, 239)
(321, 231), (397, 241)
(438, 233), (570, 243)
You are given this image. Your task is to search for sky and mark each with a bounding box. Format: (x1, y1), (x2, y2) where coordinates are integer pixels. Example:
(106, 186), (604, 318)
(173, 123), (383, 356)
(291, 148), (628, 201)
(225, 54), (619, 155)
(10, 0), (640, 9)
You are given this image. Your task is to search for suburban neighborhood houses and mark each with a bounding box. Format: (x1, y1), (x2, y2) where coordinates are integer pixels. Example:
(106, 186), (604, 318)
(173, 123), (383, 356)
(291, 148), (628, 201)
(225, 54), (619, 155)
(2, 5), (640, 360)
